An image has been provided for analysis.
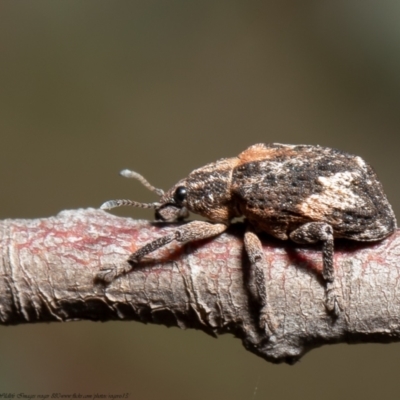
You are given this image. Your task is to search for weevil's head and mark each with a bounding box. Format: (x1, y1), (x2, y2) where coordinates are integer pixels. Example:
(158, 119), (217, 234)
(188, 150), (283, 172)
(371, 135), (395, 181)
(155, 157), (239, 222)
(101, 159), (239, 223)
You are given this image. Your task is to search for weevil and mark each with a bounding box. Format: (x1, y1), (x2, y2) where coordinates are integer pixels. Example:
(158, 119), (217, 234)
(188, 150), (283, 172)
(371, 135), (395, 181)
(97, 143), (397, 326)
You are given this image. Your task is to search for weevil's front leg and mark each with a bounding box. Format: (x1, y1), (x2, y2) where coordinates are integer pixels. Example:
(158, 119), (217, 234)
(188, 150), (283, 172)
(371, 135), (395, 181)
(244, 230), (277, 336)
(290, 222), (342, 317)
(96, 221), (228, 283)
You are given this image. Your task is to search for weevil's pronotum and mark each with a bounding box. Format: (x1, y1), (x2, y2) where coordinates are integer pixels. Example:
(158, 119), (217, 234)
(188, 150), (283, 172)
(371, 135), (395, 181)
(97, 143), (397, 325)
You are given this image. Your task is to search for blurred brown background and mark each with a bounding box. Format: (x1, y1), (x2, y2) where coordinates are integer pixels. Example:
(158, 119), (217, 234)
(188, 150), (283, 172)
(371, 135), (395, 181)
(1, 1), (400, 398)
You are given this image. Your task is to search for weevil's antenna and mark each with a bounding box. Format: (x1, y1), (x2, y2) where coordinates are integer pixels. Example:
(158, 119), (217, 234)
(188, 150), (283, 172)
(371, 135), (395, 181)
(120, 169), (165, 196)
(100, 199), (162, 210)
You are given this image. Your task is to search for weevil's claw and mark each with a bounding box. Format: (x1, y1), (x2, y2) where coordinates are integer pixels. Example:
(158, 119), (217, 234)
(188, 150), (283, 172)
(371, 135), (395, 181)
(325, 283), (343, 318)
(96, 262), (135, 284)
(260, 305), (279, 338)
(96, 267), (118, 284)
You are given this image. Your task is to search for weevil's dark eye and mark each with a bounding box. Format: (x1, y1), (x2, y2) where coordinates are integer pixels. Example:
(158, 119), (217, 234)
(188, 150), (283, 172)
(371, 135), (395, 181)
(174, 186), (187, 205)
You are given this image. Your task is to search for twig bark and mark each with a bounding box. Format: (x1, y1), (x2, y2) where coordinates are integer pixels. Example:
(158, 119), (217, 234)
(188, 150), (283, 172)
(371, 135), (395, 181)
(0, 208), (399, 364)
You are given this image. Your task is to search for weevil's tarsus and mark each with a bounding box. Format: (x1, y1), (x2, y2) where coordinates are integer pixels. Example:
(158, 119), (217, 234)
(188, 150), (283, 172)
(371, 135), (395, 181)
(120, 169), (165, 197)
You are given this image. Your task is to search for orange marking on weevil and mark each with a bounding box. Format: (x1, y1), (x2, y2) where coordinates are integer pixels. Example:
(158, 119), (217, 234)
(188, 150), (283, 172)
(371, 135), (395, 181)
(238, 143), (297, 164)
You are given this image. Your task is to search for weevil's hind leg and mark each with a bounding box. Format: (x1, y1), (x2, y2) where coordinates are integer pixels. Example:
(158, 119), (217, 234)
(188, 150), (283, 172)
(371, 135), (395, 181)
(96, 221), (228, 283)
(244, 229), (277, 336)
(290, 222), (342, 317)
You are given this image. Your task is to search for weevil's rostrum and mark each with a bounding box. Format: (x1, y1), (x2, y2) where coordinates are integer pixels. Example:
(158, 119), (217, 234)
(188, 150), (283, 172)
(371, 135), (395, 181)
(98, 143), (397, 327)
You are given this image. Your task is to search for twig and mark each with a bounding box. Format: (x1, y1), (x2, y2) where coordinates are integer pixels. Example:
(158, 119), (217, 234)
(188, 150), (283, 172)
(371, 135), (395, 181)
(0, 208), (399, 364)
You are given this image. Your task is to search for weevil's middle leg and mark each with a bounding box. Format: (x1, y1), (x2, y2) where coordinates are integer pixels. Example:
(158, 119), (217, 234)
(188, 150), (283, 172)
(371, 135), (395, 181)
(244, 230), (277, 336)
(96, 221), (228, 283)
(290, 222), (342, 317)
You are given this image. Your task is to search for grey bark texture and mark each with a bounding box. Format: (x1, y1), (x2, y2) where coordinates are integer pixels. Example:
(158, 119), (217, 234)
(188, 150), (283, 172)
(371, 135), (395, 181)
(0, 208), (399, 364)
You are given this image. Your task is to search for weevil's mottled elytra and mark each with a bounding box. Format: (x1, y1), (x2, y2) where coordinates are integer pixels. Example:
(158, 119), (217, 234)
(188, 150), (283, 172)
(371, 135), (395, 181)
(97, 143), (397, 328)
